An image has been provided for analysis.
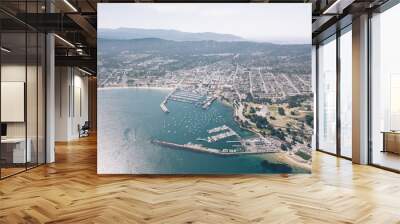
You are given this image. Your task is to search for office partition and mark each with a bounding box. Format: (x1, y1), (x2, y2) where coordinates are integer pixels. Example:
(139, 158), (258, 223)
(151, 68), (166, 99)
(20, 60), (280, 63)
(0, 1), (47, 179)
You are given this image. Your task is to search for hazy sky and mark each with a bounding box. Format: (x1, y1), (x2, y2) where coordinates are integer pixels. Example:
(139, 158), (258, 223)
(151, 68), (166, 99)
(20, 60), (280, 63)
(98, 3), (311, 44)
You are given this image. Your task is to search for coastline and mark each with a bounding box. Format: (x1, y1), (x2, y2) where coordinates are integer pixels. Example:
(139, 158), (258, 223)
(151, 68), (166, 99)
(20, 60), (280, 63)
(219, 98), (234, 108)
(263, 152), (311, 171)
(225, 99), (312, 171)
(98, 86), (174, 91)
(101, 87), (312, 172)
(219, 98), (261, 140)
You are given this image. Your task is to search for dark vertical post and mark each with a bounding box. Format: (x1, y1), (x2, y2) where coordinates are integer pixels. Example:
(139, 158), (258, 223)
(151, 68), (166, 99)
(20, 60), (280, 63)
(367, 11), (373, 164)
(336, 28), (341, 157)
(44, 22), (47, 164)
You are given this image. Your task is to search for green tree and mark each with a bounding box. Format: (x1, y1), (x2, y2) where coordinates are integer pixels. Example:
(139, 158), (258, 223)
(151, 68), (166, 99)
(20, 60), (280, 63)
(305, 114), (313, 127)
(278, 107), (285, 116)
(261, 131), (266, 136)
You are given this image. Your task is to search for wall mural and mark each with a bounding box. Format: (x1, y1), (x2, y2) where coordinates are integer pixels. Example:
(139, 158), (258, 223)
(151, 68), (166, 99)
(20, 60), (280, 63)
(97, 3), (313, 174)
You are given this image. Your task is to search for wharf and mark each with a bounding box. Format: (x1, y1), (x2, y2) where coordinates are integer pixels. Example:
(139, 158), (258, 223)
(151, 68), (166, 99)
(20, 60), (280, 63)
(151, 139), (273, 156)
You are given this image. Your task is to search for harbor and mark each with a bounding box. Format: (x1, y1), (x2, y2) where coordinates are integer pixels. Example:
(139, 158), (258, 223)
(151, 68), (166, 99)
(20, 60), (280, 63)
(100, 88), (307, 174)
(159, 87), (217, 113)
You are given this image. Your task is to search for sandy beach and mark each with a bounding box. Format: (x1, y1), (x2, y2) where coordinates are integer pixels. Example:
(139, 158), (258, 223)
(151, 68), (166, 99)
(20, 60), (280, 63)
(98, 86), (174, 91)
(262, 152), (312, 171)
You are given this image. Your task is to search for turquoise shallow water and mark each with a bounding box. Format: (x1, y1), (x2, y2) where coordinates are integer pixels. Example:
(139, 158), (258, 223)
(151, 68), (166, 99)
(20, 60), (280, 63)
(98, 88), (308, 174)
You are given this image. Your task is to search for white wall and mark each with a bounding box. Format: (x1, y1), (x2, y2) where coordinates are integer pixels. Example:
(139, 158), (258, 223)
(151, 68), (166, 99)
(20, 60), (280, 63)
(55, 66), (69, 141)
(45, 0), (55, 164)
(352, 14), (369, 164)
(70, 73), (89, 138)
(1, 63), (46, 164)
(1, 65), (26, 141)
(1, 65), (38, 138)
(55, 67), (89, 141)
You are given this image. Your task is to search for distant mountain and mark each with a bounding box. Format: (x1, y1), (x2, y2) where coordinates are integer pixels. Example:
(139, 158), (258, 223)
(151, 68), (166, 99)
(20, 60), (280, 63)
(98, 38), (310, 57)
(98, 28), (246, 42)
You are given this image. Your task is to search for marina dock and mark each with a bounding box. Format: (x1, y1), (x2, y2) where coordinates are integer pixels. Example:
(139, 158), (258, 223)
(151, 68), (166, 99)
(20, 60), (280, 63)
(208, 125), (230, 134)
(206, 125), (239, 142)
(169, 90), (205, 104)
(160, 86), (208, 113)
(207, 130), (238, 142)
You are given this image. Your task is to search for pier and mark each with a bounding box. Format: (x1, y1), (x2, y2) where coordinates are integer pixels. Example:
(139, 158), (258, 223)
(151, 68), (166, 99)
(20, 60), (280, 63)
(160, 102), (169, 113)
(202, 96), (217, 109)
(151, 139), (274, 156)
(160, 80), (184, 113)
(160, 88), (175, 113)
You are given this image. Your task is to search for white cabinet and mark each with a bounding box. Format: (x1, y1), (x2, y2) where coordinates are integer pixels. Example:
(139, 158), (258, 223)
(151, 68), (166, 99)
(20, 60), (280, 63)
(1, 138), (32, 163)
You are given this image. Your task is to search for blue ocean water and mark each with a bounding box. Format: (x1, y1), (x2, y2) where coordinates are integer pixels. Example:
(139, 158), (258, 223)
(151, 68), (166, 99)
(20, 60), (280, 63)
(98, 88), (308, 174)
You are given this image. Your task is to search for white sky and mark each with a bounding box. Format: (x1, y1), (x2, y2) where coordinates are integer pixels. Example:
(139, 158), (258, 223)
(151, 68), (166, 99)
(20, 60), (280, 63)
(98, 3), (311, 44)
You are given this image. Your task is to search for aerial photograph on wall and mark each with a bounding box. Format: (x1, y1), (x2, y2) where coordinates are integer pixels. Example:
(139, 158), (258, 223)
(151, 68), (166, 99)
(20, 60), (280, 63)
(97, 3), (313, 174)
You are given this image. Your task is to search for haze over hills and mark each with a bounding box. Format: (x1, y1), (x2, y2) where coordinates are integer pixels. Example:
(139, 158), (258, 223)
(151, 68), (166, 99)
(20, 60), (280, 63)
(99, 38), (310, 56)
(98, 28), (246, 42)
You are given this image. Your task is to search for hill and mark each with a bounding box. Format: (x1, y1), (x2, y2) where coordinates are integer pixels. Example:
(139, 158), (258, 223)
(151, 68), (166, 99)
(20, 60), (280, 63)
(98, 28), (246, 42)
